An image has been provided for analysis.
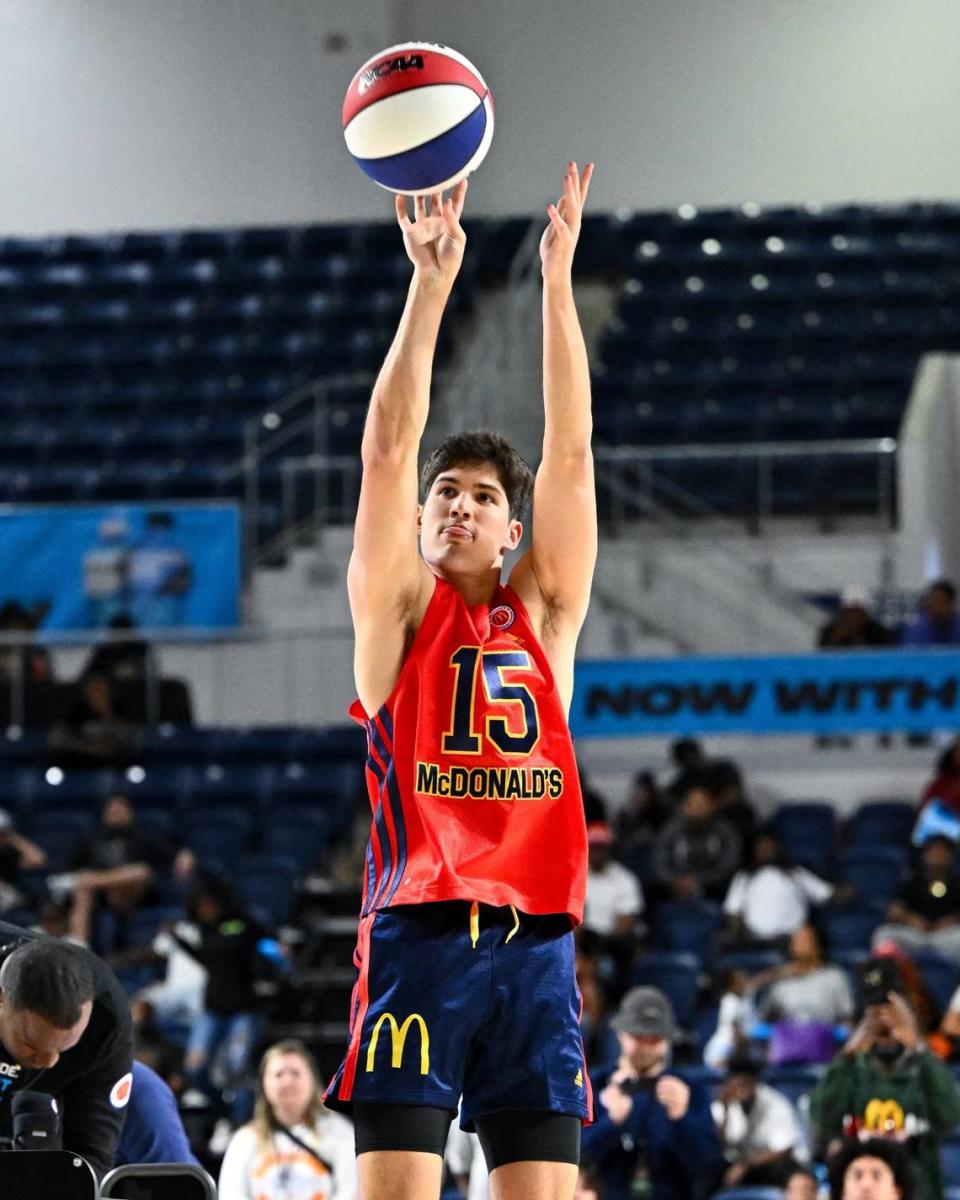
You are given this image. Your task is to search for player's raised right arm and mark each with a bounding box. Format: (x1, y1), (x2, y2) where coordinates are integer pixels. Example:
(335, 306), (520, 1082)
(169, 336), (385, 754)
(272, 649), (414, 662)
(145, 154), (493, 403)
(349, 183), (468, 622)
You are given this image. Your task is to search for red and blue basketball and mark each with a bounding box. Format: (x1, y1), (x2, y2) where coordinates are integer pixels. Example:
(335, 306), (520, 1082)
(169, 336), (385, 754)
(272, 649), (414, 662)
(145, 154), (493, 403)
(342, 42), (494, 195)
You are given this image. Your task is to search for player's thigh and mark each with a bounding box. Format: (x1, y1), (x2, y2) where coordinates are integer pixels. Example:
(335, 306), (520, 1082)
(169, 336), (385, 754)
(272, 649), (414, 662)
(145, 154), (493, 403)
(489, 1160), (578, 1200)
(356, 1150), (445, 1200)
(355, 1102), (453, 1200)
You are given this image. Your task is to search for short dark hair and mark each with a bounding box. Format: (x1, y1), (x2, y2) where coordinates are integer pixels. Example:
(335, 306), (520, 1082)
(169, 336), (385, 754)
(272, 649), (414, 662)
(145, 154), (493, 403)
(829, 1137), (914, 1199)
(928, 577), (956, 603)
(681, 769), (718, 799)
(1, 940), (95, 1028)
(419, 431), (534, 520)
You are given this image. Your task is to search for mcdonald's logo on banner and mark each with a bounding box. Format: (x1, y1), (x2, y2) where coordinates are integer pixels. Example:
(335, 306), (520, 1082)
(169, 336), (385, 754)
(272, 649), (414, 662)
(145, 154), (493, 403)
(365, 1012), (430, 1075)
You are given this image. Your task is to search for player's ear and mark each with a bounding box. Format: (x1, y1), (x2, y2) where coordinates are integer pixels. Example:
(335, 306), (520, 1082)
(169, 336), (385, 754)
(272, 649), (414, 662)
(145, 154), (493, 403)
(503, 518), (522, 552)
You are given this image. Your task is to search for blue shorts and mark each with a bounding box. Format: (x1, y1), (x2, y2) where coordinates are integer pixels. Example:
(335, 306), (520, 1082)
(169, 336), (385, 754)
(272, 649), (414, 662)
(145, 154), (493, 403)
(324, 901), (593, 1129)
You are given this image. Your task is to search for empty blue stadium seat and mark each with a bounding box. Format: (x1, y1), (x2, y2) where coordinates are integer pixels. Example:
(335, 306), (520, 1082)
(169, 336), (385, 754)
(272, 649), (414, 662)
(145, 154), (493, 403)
(763, 1064), (823, 1106)
(818, 904), (882, 954)
(913, 952), (959, 1017)
(185, 811), (255, 862)
(233, 854), (298, 925)
(848, 801), (916, 847)
(629, 951), (701, 1029)
(651, 901), (721, 962)
(773, 802), (837, 875)
(837, 846), (906, 903)
(942, 1136), (960, 1189)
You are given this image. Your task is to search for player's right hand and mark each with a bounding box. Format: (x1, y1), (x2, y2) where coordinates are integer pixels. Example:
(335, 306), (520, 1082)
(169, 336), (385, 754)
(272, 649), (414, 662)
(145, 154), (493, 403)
(396, 179), (468, 288)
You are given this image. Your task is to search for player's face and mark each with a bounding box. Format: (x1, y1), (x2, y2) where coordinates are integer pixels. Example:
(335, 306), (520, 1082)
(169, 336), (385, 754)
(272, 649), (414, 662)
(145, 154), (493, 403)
(419, 465), (522, 574)
(842, 1156), (901, 1200)
(0, 1001), (92, 1070)
(262, 1052), (316, 1121)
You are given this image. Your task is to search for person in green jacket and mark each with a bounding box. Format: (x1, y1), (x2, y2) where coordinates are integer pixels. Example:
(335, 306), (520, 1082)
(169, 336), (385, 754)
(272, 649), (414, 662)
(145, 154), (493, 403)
(809, 960), (960, 1200)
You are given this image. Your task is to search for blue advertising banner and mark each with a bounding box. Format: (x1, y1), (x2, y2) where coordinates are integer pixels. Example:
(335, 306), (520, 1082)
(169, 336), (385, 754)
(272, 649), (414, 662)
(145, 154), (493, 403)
(570, 650), (960, 737)
(0, 503), (240, 630)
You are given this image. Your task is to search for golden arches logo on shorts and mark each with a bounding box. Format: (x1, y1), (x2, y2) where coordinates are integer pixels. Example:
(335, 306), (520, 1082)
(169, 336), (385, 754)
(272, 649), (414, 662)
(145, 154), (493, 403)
(365, 1012), (430, 1075)
(864, 1098), (905, 1133)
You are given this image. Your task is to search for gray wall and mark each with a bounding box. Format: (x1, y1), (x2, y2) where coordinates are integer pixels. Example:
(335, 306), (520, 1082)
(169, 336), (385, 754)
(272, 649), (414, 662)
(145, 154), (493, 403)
(2, 0), (959, 235)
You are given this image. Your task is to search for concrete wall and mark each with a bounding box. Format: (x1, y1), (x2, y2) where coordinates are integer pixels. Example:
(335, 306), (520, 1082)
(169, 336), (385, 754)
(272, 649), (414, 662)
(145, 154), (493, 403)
(2, 0), (960, 235)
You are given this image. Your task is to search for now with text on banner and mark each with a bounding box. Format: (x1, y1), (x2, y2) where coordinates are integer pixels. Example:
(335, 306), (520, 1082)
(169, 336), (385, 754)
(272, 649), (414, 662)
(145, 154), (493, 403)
(570, 649), (960, 737)
(0, 502), (241, 631)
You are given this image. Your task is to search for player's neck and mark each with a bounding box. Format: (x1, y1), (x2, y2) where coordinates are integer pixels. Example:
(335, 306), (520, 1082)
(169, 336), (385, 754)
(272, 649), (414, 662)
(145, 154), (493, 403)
(431, 563), (502, 607)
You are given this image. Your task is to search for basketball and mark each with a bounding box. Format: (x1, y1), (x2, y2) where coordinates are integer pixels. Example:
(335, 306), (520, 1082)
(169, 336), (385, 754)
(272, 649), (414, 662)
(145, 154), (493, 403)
(342, 42), (494, 195)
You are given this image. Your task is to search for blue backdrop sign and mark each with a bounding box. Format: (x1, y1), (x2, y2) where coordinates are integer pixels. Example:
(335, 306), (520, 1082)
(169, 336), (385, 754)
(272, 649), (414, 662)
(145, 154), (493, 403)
(0, 503), (240, 630)
(570, 650), (960, 737)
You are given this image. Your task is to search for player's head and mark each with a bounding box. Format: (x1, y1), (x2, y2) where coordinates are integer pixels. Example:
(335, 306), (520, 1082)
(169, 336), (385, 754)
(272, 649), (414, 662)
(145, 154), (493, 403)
(829, 1138), (912, 1200)
(0, 941), (94, 1069)
(418, 432), (533, 574)
(925, 577), (956, 621)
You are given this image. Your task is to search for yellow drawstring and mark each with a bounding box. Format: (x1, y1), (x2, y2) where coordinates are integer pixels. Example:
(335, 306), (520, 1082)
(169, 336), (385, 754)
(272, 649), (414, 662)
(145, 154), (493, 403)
(470, 900), (480, 949)
(469, 901), (520, 948)
(505, 904), (520, 944)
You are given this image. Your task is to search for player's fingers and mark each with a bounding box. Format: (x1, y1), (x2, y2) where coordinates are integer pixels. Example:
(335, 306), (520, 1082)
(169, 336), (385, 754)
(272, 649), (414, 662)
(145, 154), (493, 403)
(414, 194), (427, 223)
(580, 162), (595, 205)
(547, 203), (568, 234)
(451, 178), (468, 219)
(395, 194), (412, 227)
(430, 191), (443, 217)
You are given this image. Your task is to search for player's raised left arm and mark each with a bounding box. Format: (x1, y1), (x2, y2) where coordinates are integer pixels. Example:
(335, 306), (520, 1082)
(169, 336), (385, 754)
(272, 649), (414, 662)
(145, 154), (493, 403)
(517, 162), (598, 633)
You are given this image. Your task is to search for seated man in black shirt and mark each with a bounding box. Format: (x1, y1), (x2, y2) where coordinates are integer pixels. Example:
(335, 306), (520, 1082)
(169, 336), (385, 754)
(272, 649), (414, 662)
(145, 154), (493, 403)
(872, 836), (960, 963)
(0, 922), (133, 1179)
(0, 809), (46, 915)
(52, 793), (182, 945)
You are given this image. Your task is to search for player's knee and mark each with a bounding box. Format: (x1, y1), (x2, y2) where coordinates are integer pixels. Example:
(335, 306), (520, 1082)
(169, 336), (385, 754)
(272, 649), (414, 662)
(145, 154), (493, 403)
(354, 1101), (455, 1156)
(475, 1110), (581, 1170)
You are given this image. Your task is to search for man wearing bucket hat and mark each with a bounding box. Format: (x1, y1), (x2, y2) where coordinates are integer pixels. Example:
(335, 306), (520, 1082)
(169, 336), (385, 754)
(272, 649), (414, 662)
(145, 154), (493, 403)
(581, 986), (723, 1199)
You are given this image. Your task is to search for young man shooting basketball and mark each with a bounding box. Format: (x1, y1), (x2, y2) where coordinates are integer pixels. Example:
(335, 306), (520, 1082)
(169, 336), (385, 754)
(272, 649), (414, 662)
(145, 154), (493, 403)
(325, 161), (596, 1200)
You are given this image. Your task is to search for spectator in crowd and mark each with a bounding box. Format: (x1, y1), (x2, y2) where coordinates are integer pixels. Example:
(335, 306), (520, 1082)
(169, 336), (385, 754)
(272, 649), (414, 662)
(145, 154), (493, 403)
(218, 1039), (357, 1199)
(871, 835), (960, 962)
(581, 986), (724, 1200)
(828, 1138), (916, 1200)
(722, 828), (835, 949)
(707, 758), (756, 841)
(755, 923), (854, 1027)
(130, 996), (186, 1091)
(47, 670), (138, 764)
(809, 959), (960, 1200)
(0, 807), (46, 913)
(574, 1166), (606, 1199)
(786, 1167), (819, 1200)
(0, 599), (52, 686)
(614, 770), (670, 856)
(445, 1117), (487, 1200)
(903, 578), (960, 646)
(581, 819), (644, 981)
(577, 949), (620, 1071)
(711, 1053), (809, 1189)
(918, 736), (960, 816)
(54, 792), (182, 945)
(650, 772), (742, 902)
(83, 613), (157, 688)
(663, 737), (707, 802)
(134, 916), (207, 1026)
(178, 876), (282, 1124)
(819, 586), (894, 649)
(703, 967), (757, 1071)
(115, 1059), (199, 1167)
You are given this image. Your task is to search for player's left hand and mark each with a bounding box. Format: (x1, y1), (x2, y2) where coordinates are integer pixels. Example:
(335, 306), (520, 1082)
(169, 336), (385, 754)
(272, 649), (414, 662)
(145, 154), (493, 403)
(655, 1075), (691, 1121)
(539, 161), (594, 285)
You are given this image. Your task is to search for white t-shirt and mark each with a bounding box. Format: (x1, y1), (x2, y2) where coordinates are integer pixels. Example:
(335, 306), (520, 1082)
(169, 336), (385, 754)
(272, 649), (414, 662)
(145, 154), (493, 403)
(723, 867), (834, 939)
(712, 1081), (808, 1161)
(584, 861), (644, 936)
(445, 1124), (489, 1200)
(218, 1114), (358, 1199)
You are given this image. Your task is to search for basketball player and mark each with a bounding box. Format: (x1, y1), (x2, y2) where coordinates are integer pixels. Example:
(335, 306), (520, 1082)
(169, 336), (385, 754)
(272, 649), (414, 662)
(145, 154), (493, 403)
(324, 161), (596, 1200)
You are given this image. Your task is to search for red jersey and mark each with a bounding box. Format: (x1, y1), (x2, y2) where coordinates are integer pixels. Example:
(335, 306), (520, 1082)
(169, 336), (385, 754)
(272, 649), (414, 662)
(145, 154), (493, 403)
(351, 578), (587, 922)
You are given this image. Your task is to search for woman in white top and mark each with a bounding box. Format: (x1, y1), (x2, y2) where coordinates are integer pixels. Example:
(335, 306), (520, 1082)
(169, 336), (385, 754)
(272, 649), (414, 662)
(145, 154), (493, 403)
(218, 1039), (358, 1200)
